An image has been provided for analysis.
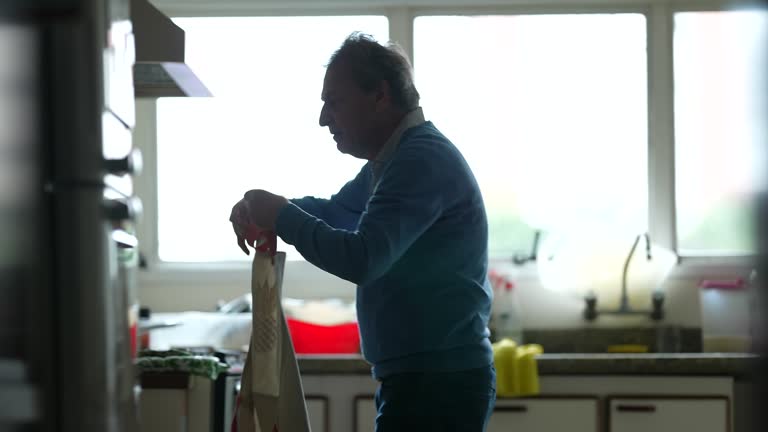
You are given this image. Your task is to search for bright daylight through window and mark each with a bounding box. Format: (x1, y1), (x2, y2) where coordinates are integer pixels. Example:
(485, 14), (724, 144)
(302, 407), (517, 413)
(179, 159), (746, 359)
(156, 16), (388, 262)
(674, 9), (767, 255)
(414, 14), (648, 257)
(153, 10), (763, 265)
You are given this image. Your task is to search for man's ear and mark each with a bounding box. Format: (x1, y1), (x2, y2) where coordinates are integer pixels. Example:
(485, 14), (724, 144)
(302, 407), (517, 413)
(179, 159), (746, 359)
(374, 80), (392, 112)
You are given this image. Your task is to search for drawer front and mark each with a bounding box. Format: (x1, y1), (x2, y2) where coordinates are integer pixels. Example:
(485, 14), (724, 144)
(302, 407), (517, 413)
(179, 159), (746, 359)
(608, 397), (729, 432)
(354, 396), (376, 432)
(306, 395), (329, 432)
(488, 398), (599, 432)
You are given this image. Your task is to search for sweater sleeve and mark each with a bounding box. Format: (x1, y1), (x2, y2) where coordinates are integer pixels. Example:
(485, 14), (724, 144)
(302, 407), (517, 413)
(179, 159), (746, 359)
(276, 145), (445, 285)
(289, 164), (370, 230)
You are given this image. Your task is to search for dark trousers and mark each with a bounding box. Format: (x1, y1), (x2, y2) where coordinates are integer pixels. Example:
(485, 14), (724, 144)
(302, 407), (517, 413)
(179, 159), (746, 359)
(373, 364), (496, 432)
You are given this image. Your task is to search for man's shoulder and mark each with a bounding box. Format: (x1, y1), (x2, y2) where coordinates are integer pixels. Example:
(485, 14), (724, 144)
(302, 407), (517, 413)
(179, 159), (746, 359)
(398, 122), (465, 165)
(400, 121), (444, 143)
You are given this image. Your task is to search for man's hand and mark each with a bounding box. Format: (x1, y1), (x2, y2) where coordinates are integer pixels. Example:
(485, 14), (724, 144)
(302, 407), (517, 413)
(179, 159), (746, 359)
(241, 189), (289, 229)
(229, 189), (289, 255)
(229, 200), (251, 255)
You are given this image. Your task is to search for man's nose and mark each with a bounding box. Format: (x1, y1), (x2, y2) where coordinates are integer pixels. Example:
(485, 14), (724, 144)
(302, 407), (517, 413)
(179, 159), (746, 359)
(319, 103), (330, 127)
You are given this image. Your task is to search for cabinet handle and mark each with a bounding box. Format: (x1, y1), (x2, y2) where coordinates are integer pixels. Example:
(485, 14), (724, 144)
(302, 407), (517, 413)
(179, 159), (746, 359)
(496, 405), (528, 413)
(616, 404), (656, 412)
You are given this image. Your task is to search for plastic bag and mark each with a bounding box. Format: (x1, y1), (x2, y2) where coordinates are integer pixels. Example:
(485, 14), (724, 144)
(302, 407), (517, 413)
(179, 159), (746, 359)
(232, 250), (311, 432)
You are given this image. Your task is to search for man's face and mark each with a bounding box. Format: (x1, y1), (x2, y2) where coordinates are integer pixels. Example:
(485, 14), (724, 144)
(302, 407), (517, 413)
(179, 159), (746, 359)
(319, 64), (381, 159)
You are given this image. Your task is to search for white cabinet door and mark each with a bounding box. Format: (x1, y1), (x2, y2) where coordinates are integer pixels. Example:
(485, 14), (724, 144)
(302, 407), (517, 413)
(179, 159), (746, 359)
(306, 396), (328, 432)
(354, 396), (377, 432)
(488, 398), (598, 432)
(139, 376), (213, 432)
(608, 397), (729, 432)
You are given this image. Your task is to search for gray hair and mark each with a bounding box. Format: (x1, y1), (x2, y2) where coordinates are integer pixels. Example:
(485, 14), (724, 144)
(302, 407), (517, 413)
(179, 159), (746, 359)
(327, 32), (420, 112)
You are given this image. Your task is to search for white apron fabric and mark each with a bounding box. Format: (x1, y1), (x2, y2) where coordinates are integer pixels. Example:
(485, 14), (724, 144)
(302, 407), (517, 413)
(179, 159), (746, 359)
(234, 251), (311, 432)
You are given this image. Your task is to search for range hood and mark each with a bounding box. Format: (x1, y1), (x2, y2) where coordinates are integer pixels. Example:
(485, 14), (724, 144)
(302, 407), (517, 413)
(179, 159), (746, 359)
(130, 0), (212, 97)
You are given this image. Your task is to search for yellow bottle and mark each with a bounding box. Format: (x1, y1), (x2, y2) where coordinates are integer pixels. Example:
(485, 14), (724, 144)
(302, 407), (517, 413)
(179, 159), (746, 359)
(492, 338), (518, 397)
(516, 344), (543, 396)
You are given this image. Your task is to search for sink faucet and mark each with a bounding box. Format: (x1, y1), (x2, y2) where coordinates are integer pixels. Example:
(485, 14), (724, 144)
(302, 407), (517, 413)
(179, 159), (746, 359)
(584, 233), (665, 321)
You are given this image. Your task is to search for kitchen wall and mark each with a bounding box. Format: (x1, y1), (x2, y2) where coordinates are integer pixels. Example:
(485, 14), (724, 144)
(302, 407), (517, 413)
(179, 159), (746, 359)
(138, 260), (753, 330)
(138, 260), (353, 312)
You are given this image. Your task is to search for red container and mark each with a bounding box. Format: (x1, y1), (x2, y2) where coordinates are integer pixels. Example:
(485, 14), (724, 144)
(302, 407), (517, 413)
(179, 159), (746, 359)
(286, 318), (360, 354)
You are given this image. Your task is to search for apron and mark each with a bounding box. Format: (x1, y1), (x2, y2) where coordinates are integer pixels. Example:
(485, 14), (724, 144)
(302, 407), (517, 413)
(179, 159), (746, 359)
(232, 250), (311, 432)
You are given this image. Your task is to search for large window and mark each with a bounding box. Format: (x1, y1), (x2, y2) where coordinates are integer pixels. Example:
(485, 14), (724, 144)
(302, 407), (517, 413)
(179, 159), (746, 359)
(143, 3), (767, 268)
(156, 16), (389, 262)
(414, 14), (648, 256)
(673, 9), (767, 255)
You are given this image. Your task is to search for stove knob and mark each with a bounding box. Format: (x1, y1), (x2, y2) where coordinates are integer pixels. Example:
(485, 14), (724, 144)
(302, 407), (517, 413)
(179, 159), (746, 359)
(104, 196), (143, 222)
(105, 148), (143, 176)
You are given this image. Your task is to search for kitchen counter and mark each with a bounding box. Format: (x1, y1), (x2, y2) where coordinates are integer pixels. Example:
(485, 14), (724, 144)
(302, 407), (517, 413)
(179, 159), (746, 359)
(296, 353), (759, 377)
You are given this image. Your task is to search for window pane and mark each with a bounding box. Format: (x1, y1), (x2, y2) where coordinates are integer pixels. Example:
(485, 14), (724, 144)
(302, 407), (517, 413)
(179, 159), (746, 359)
(156, 17), (388, 262)
(674, 10), (768, 255)
(414, 14), (648, 256)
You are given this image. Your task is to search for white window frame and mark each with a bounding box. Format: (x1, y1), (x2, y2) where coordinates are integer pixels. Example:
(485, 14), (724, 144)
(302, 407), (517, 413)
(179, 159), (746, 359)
(135, 0), (762, 287)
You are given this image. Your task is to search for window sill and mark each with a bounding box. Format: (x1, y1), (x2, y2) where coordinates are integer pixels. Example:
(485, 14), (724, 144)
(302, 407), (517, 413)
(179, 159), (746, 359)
(137, 254), (756, 286)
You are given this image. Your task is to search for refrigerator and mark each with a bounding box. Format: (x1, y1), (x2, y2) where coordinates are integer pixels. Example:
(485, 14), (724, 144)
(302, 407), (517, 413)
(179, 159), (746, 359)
(1, 0), (142, 430)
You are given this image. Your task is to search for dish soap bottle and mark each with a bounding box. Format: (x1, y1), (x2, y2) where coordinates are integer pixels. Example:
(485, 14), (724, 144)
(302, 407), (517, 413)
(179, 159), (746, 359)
(495, 280), (524, 344)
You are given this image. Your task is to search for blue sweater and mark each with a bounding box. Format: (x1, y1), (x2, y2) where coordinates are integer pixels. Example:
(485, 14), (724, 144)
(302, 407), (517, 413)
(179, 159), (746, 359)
(275, 121), (493, 379)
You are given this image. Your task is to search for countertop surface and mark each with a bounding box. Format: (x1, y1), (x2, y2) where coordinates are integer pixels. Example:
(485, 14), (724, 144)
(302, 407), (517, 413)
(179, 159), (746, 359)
(296, 353), (760, 377)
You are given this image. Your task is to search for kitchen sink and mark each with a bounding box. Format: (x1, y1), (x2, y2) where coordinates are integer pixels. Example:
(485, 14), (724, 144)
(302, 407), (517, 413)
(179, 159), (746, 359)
(513, 325), (703, 353)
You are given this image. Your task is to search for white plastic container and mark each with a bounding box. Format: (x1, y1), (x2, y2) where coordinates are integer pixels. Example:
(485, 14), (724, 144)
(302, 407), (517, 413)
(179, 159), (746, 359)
(748, 270), (764, 352)
(699, 278), (751, 352)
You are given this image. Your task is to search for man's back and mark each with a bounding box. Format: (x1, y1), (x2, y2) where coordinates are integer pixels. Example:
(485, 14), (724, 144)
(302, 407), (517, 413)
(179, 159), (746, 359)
(354, 121), (493, 379)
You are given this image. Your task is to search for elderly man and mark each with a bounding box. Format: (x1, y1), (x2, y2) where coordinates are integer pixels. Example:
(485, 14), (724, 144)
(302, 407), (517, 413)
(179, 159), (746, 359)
(230, 32), (495, 431)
